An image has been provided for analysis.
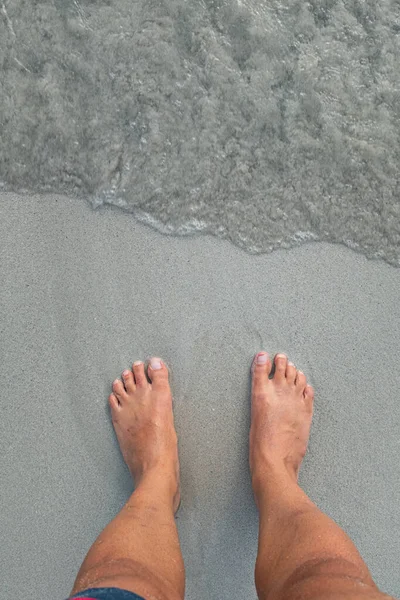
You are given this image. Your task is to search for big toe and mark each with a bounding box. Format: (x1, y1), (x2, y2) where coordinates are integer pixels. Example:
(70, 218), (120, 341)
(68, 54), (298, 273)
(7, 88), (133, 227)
(252, 352), (272, 388)
(147, 357), (170, 390)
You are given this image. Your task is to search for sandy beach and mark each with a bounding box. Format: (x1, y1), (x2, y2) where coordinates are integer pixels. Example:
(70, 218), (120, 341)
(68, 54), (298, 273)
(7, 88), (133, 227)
(0, 191), (399, 599)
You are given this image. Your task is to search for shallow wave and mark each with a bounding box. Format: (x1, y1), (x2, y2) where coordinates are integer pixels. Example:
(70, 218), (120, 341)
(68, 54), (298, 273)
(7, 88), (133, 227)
(1, 0), (399, 265)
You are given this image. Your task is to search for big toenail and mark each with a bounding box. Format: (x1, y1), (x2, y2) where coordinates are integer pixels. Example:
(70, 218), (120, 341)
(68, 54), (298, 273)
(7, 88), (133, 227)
(256, 352), (268, 364)
(122, 370), (130, 377)
(150, 357), (162, 370)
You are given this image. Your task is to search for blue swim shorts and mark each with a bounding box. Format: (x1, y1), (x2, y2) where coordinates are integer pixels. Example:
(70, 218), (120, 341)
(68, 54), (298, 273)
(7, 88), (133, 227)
(69, 587), (146, 600)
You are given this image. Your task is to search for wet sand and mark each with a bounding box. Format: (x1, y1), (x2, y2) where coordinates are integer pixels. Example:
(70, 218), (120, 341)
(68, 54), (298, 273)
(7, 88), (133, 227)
(1, 192), (399, 599)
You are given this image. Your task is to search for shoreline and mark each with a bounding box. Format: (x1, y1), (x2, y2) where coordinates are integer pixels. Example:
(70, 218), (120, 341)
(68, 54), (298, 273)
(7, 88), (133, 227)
(1, 191), (399, 599)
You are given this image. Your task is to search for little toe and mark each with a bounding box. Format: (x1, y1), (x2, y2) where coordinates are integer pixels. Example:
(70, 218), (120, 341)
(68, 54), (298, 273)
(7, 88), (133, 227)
(112, 379), (128, 403)
(147, 357), (169, 390)
(295, 370), (307, 392)
(303, 384), (315, 410)
(274, 353), (288, 382)
(108, 393), (121, 411)
(286, 361), (297, 385)
(133, 361), (148, 388)
(122, 369), (135, 393)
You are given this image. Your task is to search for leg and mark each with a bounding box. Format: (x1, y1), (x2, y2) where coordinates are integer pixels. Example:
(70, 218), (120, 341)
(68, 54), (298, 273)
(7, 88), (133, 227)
(250, 352), (395, 600)
(70, 358), (184, 600)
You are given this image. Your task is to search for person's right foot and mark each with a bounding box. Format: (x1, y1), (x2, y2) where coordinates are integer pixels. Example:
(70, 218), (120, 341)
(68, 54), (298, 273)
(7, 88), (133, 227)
(250, 352), (314, 485)
(109, 358), (180, 513)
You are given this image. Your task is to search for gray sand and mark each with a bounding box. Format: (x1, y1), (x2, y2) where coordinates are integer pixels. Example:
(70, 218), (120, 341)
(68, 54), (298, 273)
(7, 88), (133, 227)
(1, 192), (399, 599)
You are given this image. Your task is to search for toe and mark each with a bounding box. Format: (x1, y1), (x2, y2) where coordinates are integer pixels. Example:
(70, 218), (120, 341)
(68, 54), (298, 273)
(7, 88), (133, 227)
(274, 353), (288, 382)
(112, 378), (128, 403)
(108, 393), (121, 411)
(133, 361), (148, 388)
(303, 384), (314, 411)
(286, 361), (297, 385)
(295, 370), (307, 392)
(147, 357), (169, 390)
(252, 352), (272, 387)
(122, 369), (135, 393)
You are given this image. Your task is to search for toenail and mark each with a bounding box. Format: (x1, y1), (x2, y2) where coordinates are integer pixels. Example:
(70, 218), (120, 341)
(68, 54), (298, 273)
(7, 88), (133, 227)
(113, 379), (119, 385)
(276, 353), (286, 359)
(256, 352), (268, 365)
(133, 361), (143, 366)
(288, 362), (294, 366)
(122, 370), (130, 377)
(150, 357), (162, 370)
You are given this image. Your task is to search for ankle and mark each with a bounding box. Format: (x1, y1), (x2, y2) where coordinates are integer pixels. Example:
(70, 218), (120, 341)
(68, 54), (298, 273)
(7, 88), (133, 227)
(131, 468), (180, 513)
(252, 456), (296, 487)
(251, 460), (310, 511)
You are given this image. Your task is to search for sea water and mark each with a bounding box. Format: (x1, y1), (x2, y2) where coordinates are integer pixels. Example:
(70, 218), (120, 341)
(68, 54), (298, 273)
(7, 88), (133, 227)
(1, 0), (399, 265)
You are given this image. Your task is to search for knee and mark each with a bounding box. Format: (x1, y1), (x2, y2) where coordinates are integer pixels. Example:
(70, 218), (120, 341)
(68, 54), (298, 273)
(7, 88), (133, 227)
(71, 558), (181, 600)
(275, 557), (381, 600)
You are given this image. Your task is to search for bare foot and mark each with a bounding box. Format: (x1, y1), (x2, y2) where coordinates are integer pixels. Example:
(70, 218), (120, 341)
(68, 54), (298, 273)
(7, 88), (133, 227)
(109, 357), (180, 513)
(250, 352), (314, 485)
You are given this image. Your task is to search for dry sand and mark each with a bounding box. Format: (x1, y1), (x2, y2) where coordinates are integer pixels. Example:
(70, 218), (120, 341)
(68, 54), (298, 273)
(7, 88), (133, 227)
(1, 192), (399, 599)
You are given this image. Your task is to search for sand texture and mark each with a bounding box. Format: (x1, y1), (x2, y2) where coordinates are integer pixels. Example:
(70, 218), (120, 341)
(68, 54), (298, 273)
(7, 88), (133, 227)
(0, 192), (399, 599)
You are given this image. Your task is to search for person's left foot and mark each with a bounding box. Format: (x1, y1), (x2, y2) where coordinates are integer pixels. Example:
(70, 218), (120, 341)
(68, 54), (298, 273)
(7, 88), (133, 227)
(109, 358), (180, 513)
